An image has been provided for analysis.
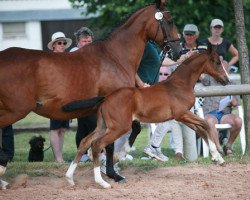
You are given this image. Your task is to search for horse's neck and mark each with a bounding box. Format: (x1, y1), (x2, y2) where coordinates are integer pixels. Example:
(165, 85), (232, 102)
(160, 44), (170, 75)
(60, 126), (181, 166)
(104, 5), (155, 73)
(171, 54), (206, 88)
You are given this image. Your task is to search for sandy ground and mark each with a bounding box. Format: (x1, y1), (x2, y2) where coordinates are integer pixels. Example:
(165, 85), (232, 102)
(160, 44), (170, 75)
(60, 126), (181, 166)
(0, 163), (250, 200)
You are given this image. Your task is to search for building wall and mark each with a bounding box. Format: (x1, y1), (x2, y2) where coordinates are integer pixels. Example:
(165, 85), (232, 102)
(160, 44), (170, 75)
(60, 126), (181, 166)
(0, 0), (93, 51)
(0, 0), (72, 11)
(0, 21), (42, 50)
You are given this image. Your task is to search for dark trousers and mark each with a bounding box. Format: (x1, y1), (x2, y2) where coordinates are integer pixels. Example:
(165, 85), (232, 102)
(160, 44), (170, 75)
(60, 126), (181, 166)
(2, 125), (14, 161)
(76, 114), (97, 154)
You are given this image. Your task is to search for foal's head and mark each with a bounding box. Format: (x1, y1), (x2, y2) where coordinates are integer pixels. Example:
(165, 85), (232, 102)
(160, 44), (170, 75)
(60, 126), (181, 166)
(204, 43), (230, 85)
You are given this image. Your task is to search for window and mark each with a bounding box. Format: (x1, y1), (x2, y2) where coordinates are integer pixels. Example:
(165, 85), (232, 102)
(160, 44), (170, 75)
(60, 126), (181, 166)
(2, 22), (26, 39)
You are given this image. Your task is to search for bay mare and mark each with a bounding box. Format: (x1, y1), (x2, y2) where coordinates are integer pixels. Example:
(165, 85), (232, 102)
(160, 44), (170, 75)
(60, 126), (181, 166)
(0, 0), (181, 182)
(66, 44), (229, 188)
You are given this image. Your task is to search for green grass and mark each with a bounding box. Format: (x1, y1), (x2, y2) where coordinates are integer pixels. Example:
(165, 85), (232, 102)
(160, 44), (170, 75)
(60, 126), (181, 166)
(3, 113), (250, 181)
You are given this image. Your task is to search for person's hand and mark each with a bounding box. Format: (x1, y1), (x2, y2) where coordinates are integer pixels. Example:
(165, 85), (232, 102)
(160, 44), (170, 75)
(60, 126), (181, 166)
(230, 97), (240, 107)
(186, 49), (198, 58)
(177, 50), (199, 63)
(143, 83), (150, 87)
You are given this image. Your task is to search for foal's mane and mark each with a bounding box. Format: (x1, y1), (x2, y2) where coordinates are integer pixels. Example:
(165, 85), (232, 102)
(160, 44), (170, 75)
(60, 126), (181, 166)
(165, 51), (208, 81)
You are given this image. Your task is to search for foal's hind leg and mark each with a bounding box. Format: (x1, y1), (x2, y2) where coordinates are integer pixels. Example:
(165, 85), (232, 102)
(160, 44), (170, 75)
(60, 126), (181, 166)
(91, 128), (130, 188)
(177, 111), (224, 165)
(65, 129), (102, 186)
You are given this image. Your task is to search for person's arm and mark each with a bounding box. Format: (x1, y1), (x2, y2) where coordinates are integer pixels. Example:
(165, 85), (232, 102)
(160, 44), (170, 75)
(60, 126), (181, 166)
(228, 44), (239, 66)
(135, 74), (150, 88)
(162, 57), (178, 67)
(177, 50), (199, 63)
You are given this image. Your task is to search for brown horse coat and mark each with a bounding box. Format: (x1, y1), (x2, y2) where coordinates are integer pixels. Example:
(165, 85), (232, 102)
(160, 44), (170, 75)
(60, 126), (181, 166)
(0, 2), (180, 127)
(65, 45), (229, 188)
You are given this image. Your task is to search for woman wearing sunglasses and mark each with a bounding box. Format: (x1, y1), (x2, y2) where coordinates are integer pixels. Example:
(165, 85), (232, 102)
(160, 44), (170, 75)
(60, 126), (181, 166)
(47, 32), (72, 162)
(203, 19), (238, 67)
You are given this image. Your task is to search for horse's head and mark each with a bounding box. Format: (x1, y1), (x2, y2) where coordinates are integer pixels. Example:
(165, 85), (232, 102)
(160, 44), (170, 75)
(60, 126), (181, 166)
(152, 0), (181, 60)
(204, 43), (230, 85)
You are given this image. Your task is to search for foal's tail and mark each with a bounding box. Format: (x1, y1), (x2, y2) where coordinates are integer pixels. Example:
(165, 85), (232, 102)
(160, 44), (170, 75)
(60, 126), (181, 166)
(62, 96), (105, 112)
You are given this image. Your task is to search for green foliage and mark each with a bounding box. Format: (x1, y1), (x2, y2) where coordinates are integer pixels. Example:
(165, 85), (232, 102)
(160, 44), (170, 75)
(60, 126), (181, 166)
(69, 0), (250, 55)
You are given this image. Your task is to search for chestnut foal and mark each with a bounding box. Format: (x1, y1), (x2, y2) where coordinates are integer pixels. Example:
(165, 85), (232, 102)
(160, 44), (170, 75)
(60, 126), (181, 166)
(66, 44), (229, 188)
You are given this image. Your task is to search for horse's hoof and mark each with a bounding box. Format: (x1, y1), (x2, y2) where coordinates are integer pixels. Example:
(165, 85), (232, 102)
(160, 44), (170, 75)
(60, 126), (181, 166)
(118, 177), (126, 184)
(65, 176), (75, 186)
(114, 174), (125, 183)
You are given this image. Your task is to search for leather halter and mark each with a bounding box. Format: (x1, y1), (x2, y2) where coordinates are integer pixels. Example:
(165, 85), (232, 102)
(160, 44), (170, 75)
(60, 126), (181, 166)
(154, 10), (180, 60)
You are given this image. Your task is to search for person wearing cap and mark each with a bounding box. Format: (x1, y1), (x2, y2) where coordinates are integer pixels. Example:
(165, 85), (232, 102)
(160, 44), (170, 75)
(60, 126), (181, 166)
(200, 19), (240, 155)
(178, 24), (207, 62)
(48, 31), (72, 163)
(202, 18), (238, 67)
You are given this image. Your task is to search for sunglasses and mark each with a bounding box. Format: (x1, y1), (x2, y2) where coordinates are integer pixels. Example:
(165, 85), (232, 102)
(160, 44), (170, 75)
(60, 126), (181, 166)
(57, 41), (67, 46)
(213, 25), (223, 29)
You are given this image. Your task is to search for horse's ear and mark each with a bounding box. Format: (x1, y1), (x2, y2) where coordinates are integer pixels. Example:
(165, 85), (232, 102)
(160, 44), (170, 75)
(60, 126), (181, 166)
(156, 0), (167, 9)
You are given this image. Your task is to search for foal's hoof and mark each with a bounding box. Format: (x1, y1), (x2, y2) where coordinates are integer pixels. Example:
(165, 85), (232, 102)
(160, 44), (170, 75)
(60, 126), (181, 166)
(212, 158), (225, 166)
(98, 181), (112, 189)
(65, 176), (75, 186)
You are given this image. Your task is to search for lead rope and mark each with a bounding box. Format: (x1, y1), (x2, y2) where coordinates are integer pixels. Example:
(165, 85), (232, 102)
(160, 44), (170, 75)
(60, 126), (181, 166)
(152, 49), (167, 84)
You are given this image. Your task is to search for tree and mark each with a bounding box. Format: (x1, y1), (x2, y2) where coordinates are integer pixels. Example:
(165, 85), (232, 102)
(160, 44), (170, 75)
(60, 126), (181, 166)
(70, 0), (250, 154)
(69, 0), (250, 49)
(233, 0), (250, 154)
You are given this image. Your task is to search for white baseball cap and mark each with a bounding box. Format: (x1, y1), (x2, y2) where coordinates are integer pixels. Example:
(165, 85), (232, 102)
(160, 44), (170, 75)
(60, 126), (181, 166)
(210, 19), (224, 27)
(183, 24), (199, 35)
(47, 32), (72, 50)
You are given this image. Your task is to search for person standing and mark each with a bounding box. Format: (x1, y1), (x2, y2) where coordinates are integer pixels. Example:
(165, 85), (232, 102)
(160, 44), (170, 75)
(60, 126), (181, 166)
(202, 18), (238, 67)
(47, 31), (72, 163)
(201, 18), (240, 155)
(70, 27), (96, 162)
(2, 125), (14, 161)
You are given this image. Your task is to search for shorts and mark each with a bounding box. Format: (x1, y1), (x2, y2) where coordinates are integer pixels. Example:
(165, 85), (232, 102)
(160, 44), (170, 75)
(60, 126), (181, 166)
(50, 120), (69, 130)
(208, 110), (226, 123)
(208, 110), (228, 143)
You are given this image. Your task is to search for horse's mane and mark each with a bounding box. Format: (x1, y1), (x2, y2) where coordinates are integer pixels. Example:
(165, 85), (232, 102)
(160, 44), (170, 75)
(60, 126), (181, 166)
(98, 3), (155, 42)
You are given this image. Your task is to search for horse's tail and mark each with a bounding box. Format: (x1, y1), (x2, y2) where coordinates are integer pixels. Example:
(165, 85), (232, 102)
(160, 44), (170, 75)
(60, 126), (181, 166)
(62, 96), (105, 112)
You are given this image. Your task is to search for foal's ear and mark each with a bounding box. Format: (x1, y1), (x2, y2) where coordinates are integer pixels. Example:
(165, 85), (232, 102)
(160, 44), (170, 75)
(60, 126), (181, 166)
(207, 42), (217, 54)
(156, 0), (167, 9)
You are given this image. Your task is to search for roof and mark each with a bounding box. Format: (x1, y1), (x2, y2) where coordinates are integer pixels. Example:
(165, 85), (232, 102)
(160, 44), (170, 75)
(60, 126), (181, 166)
(0, 9), (97, 22)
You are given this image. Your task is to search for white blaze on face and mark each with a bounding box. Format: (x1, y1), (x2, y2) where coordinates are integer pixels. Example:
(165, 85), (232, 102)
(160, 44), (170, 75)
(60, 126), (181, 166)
(219, 57), (230, 81)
